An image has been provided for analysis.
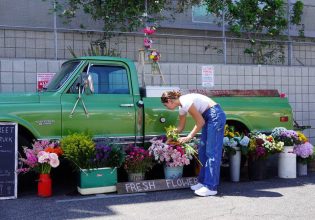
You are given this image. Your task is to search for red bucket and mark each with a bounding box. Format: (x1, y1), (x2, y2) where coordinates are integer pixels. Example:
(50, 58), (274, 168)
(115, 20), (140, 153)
(38, 174), (52, 197)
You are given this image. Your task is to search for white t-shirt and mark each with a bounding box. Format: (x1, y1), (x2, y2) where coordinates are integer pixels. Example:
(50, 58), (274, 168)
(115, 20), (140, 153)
(179, 93), (212, 115)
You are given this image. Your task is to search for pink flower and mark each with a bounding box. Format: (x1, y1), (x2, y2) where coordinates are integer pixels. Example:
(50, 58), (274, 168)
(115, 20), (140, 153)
(38, 151), (50, 163)
(143, 26), (156, 35)
(280, 93), (286, 98)
(143, 38), (152, 48)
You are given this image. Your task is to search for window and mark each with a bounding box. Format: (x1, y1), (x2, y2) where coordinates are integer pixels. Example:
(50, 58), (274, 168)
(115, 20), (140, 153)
(89, 65), (129, 94)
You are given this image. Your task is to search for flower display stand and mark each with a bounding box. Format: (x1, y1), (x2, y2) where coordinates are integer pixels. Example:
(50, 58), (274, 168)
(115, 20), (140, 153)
(137, 48), (165, 86)
(128, 172), (145, 182)
(297, 162), (307, 176)
(229, 147), (241, 182)
(278, 146), (296, 178)
(164, 166), (184, 179)
(77, 167), (117, 195)
(38, 174), (52, 197)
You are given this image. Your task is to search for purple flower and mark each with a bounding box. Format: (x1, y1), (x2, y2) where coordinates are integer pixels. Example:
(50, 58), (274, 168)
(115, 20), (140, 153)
(294, 142), (314, 158)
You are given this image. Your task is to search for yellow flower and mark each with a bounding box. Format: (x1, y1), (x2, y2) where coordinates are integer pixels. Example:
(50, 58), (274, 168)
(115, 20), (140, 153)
(249, 139), (256, 151)
(297, 131), (308, 143)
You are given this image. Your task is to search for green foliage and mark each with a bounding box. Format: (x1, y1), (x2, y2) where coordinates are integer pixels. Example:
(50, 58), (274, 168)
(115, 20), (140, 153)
(203, 0), (304, 64)
(54, 1), (172, 42)
(67, 43), (121, 58)
(60, 133), (125, 170)
(60, 132), (96, 170)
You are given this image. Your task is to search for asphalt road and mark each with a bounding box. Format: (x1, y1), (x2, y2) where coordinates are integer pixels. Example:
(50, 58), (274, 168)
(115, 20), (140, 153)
(1, 171), (315, 220)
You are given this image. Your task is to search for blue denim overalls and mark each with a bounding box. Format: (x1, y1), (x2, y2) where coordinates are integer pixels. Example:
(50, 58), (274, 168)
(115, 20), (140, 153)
(198, 104), (226, 191)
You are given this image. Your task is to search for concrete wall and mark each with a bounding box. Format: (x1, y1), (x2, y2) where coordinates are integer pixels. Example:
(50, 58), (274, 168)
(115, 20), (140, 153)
(0, 58), (314, 144)
(2, 29), (315, 66)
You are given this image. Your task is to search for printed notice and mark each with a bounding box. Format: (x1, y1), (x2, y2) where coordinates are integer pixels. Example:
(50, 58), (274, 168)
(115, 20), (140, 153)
(202, 65), (214, 88)
(37, 73), (56, 91)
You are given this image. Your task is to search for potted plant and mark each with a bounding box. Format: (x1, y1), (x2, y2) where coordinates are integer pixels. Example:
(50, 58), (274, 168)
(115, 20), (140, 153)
(60, 132), (125, 195)
(123, 145), (154, 182)
(223, 125), (250, 182)
(148, 126), (198, 179)
(18, 140), (63, 197)
(271, 127), (299, 178)
(293, 131), (314, 176)
(248, 131), (284, 180)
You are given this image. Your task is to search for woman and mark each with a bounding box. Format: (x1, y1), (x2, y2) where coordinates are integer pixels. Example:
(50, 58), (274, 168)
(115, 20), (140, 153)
(161, 90), (226, 197)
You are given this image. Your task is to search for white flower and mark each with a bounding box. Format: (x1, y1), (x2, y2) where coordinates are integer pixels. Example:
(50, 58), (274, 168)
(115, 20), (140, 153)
(223, 137), (230, 146)
(228, 139), (238, 148)
(240, 136), (250, 147)
(38, 151), (50, 163)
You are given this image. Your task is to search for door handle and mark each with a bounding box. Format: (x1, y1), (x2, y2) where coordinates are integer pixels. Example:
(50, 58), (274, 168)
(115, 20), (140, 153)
(120, 104), (134, 107)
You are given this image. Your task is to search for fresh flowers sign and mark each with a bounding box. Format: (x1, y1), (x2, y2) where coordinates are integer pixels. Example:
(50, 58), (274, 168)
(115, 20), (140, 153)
(19, 140), (63, 174)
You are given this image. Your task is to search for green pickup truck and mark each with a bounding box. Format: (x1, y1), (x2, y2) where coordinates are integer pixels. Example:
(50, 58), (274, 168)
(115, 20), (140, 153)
(0, 56), (293, 149)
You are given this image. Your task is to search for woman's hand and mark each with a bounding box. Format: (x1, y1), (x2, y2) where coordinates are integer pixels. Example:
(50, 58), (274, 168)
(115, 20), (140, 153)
(178, 136), (192, 144)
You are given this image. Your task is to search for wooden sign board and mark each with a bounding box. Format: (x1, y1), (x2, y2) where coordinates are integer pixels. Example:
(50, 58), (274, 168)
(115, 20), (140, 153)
(116, 177), (198, 194)
(0, 122), (18, 200)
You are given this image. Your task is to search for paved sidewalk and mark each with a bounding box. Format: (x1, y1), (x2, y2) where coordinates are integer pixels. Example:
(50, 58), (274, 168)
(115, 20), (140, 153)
(1, 172), (315, 220)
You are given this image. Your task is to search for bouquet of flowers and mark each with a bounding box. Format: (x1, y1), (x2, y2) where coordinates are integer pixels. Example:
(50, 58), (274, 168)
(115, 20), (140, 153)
(293, 142), (314, 164)
(292, 132), (314, 164)
(18, 140), (63, 174)
(149, 50), (160, 62)
(60, 133), (125, 170)
(271, 127), (299, 146)
(143, 26), (156, 35)
(94, 143), (126, 168)
(143, 37), (152, 49)
(223, 125), (250, 155)
(124, 145), (153, 173)
(148, 126), (198, 167)
(248, 131), (284, 160)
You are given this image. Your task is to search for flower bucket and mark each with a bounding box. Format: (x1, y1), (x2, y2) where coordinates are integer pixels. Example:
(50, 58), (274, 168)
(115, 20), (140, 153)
(128, 172), (145, 182)
(77, 167), (117, 195)
(229, 147), (241, 182)
(297, 162), (307, 176)
(38, 174), (52, 197)
(278, 146), (296, 178)
(164, 165), (183, 179)
(248, 158), (267, 180)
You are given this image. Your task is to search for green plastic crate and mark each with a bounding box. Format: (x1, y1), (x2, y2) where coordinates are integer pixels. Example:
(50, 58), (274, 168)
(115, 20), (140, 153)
(78, 167), (117, 189)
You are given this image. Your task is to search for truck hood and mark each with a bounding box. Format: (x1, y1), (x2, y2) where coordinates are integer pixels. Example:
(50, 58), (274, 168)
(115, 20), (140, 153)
(0, 92), (40, 104)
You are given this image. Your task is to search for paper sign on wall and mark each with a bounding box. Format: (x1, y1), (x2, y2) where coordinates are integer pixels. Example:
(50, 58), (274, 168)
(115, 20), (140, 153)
(37, 73), (56, 91)
(202, 65), (214, 87)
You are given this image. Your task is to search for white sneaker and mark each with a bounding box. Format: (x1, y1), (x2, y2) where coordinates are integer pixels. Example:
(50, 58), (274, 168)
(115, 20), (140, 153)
(194, 186), (217, 197)
(190, 183), (204, 191)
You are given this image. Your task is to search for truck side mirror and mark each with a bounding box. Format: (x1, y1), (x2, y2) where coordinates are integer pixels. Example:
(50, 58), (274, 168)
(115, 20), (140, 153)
(81, 72), (94, 94)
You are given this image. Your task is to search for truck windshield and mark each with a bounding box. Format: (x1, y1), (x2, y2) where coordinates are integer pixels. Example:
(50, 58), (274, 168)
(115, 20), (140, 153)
(44, 61), (81, 91)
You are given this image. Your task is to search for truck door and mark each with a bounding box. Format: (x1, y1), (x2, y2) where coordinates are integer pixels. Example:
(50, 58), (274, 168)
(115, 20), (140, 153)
(60, 63), (136, 141)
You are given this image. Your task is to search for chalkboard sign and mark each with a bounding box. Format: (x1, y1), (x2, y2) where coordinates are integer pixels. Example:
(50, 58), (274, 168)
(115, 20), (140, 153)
(116, 177), (198, 194)
(0, 123), (17, 200)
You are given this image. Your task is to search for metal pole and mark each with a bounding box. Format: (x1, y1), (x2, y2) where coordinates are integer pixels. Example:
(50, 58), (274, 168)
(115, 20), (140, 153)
(223, 0), (227, 64)
(53, 1), (58, 60)
(287, 0), (292, 66)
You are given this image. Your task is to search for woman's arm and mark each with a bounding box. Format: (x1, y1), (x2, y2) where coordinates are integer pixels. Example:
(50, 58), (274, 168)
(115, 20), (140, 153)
(177, 114), (186, 133)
